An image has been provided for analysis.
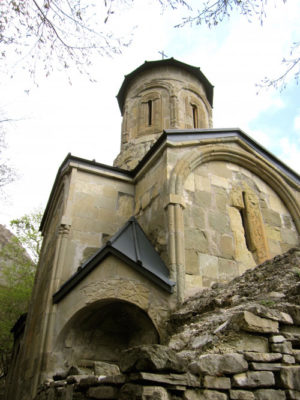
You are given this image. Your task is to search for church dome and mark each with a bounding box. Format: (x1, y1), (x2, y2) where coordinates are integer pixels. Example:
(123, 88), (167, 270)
(114, 58), (214, 170)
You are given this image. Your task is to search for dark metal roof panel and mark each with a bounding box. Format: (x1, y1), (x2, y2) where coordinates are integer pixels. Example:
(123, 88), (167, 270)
(110, 217), (171, 282)
(53, 217), (174, 303)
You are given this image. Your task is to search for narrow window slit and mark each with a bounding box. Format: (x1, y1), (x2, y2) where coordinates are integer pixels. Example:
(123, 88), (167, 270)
(147, 100), (152, 126)
(192, 105), (198, 128)
(239, 191), (253, 252)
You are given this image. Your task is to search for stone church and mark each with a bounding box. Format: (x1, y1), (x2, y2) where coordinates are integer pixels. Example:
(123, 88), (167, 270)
(5, 58), (300, 400)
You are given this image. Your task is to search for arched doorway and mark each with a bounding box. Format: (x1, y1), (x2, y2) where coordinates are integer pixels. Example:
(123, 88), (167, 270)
(55, 299), (159, 367)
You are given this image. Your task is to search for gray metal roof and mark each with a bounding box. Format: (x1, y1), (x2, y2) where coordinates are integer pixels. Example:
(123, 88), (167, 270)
(53, 217), (174, 303)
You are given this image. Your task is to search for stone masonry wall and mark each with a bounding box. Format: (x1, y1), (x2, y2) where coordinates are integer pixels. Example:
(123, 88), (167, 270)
(183, 160), (299, 296)
(33, 248), (300, 400)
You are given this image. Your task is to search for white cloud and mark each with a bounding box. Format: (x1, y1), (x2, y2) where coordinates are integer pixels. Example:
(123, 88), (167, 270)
(294, 114), (300, 132)
(278, 137), (300, 172)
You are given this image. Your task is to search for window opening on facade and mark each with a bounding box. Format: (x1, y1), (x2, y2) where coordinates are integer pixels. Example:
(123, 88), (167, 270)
(147, 100), (153, 126)
(239, 191), (253, 252)
(192, 105), (198, 128)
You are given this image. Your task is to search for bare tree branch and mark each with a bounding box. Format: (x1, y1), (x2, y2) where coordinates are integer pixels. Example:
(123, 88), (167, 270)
(175, 0), (298, 89)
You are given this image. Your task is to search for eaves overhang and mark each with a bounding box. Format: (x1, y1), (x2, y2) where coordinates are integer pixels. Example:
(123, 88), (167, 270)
(40, 154), (134, 232)
(131, 129), (300, 186)
(41, 128), (299, 232)
(117, 58), (214, 114)
(53, 217), (175, 304)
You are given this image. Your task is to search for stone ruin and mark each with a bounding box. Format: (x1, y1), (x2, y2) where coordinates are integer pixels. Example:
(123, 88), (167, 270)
(34, 247), (300, 399)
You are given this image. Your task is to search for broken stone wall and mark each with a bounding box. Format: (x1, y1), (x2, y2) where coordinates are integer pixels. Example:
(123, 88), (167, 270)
(33, 303), (300, 400)
(33, 249), (300, 400)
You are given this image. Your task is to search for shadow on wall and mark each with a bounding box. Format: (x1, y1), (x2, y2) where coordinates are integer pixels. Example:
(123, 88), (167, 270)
(54, 299), (159, 368)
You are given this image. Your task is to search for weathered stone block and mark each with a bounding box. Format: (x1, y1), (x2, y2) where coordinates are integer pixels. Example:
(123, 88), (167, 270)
(141, 191), (151, 210)
(94, 361), (120, 376)
(218, 258), (239, 281)
(284, 305), (300, 325)
(78, 375), (99, 387)
(281, 325), (300, 341)
(199, 253), (218, 278)
(203, 375), (231, 389)
(119, 383), (143, 400)
(216, 191), (228, 211)
(250, 363), (282, 371)
(269, 336), (286, 344)
(185, 174), (195, 192)
(185, 229), (209, 253)
(142, 386), (170, 399)
(195, 174), (211, 192)
(250, 307), (293, 325)
(293, 350), (300, 363)
(191, 334), (213, 350)
(119, 383), (170, 400)
(119, 345), (186, 373)
(189, 354), (248, 376)
(254, 389), (286, 400)
(98, 375), (126, 385)
(280, 367), (300, 390)
(229, 390), (255, 400)
(195, 191), (212, 207)
(244, 353), (282, 362)
(68, 365), (92, 377)
(282, 355), (295, 364)
(232, 371), (275, 388)
(183, 390), (202, 400)
(210, 162), (233, 179)
(228, 334), (269, 353)
(87, 385), (119, 399)
(286, 390), (300, 400)
(211, 175), (229, 188)
(209, 212), (229, 234)
(238, 311), (279, 334)
(190, 206), (206, 229)
(262, 209), (282, 227)
(66, 375), (91, 384)
(185, 250), (200, 275)
(220, 235), (235, 259)
(184, 389), (228, 400)
(271, 342), (293, 355)
(117, 193), (134, 216)
(266, 226), (282, 241)
(281, 229), (299, 246)
(128, 371), (199, 388)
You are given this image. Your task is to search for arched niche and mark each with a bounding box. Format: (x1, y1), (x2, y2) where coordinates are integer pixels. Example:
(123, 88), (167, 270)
(137, 90), (163, 136)
(54, 299), (159, 368)
(167, 143), (300, 302)
(178, 87), (210, 129)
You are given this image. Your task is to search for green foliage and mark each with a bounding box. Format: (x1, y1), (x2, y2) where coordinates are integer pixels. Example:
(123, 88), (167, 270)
(9, 210), (43, 264)
(259, 299), (276, 307)
(0, 210), (42, 379)
(293, 267), (300, 278)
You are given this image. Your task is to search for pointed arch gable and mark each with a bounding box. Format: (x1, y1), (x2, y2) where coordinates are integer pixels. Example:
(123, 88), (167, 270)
(170, 143), (300, 233)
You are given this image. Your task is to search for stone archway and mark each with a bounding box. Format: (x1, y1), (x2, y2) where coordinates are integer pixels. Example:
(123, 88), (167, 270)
(55, 299), (159, 369)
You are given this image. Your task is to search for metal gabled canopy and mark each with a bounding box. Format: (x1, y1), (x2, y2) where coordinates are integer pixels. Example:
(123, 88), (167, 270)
(53, 217), (174, 304)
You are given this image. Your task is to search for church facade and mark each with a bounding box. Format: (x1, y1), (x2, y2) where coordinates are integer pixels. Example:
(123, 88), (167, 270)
(5, 58), (300, 400)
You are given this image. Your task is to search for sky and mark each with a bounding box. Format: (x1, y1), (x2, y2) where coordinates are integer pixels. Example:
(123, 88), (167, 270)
(0, 0), (299, 228)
